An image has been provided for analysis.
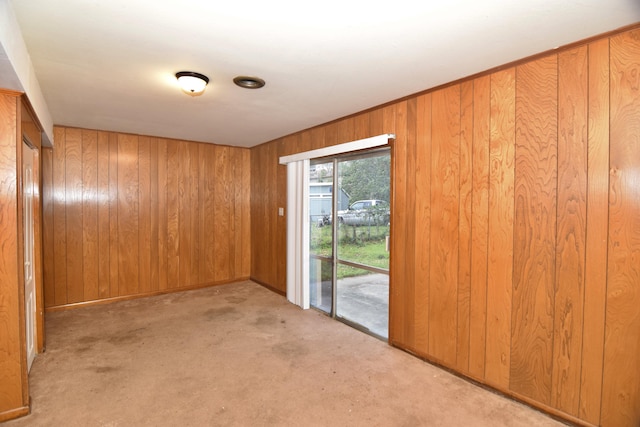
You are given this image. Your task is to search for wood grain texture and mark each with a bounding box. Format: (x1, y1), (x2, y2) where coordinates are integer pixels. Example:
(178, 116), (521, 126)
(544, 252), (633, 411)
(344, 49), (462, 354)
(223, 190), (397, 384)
(457, 80), (474, 372)
(229, 148), (238, 279)
(108, 132), (119, 297)
(504, 62), (547, 402)
(552, 46), (588, 416)
(44, 128), (251, 308)
(601, 29), (640, 427)
(511, 55), (558, 405)
(138, 136), (151, 294)
(428, 85), (460, 366)
(485, 68), (515, 389)
(275, 141), (287, 291)
(579, 38), (609, 425)
(81, 129), (99, 301)
(178, 140), (191, 287)
(117, 134), (139, 295)
(97, 132), (110, 298)
(166, 139), (180, 288)
(215, 145), (231, 282)
(404, 99), (417, 347)
(42, 148), (55, 307)
(53, 127), (68, 304)
(189, 141), (200, 286)
(200, 143), (216, 283)
(413, 93), (431, 355)
(241, 148), (251, 277)
(149, 137), (159, 291)
(0, 92), (25, 414)
(65, 128), (84, 303)
(390, 101), (408, 345)
(469, 75), (491, 380)
(157, 139), (168, 291)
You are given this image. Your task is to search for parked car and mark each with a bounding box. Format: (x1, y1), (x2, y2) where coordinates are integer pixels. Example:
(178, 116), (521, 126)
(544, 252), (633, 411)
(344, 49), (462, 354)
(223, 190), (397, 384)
(335, 199), (390, 226)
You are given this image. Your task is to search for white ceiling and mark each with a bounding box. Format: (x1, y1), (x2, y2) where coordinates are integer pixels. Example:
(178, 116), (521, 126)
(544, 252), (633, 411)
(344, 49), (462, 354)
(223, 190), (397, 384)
(9, 0), (640, 148)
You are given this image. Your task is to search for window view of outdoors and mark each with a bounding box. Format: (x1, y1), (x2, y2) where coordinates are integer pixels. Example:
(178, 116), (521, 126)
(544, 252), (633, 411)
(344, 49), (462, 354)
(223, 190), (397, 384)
(309, 151), (390, 338)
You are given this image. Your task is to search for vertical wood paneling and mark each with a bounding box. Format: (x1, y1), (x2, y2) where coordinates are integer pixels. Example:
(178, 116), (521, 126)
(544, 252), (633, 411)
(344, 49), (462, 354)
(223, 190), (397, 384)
(511, 56), (558, 405)
(41, 148), (55, 307)
(298, 130), (312, 153)
(138, 136), (151, 294)
(229, 148), (238, 279)
(457, 80), (474, 372)
(97, 132), (110, 298)
(469, 75), (491, 380)
(65, 128), (83, 303)
(81, 129), (99, 301)
(275, 141), (287, 290)
(166, 139), (180, 288)
(42, 148), (55, 307)
(108, 133), (119, 297)
(260, 142), (274, 286)
(404, 99), (417, 348)
(250, 145), (264, 283)
(197, 143), (208, 283)
(413, 93), (431, 355)
(53, 127), (67, 305)
(215, 146), (231, 281)
(189, 141), (200, 285)
(485, 68), (515, 389)
(0, 92), (24, 414)
(157, 139), (168, 291)
(45, 129), (251, 305)
(241, 148), (251, 277)
(117, 134), (139, 295)
(428, 85), (460, 365)
(552, 46), (588, 416)
(178, 141), (191, 287)
(602, 29), (640, 427)
(149, 137), (159, 291)
(390, 101), (408, 345)
(579, 38), (609, 425)
(201, 143), (216, 283)
(354, 113), (370, 140)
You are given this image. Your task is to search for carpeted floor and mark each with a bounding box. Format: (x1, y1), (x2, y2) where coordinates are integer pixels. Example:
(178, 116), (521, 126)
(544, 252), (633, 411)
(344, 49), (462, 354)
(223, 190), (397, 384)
(6, 281), (565, 426)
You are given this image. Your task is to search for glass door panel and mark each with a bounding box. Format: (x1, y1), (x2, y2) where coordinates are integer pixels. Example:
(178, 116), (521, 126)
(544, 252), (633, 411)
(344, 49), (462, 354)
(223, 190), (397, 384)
(309, 160), (334, 314)
(335, 152), (390, 339)
(308, 150), (390, 340)
(336, 265), (389, 338)
(309, 258), (333, 314)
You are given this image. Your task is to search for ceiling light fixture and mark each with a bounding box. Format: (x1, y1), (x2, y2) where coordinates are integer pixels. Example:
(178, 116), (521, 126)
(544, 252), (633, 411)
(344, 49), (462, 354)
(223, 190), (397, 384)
(176, 71), (209, 96)
(233, 76), (265, 89)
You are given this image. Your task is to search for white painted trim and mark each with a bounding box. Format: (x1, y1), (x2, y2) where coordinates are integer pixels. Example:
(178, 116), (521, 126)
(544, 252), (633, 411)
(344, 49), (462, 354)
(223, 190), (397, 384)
(279, 133), (394, 165)
(286, 160), (310, 308)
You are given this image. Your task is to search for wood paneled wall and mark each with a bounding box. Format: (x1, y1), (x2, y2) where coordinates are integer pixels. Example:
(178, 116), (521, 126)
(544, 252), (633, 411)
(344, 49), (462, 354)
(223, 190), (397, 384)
(250, 27), (640, 427)
(42, 127), (251, 308)
(0, 92), (35, 421)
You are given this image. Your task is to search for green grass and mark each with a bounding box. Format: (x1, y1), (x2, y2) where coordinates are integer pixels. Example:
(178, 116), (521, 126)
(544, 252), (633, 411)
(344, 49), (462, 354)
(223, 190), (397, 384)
(310, 224), (389, 275)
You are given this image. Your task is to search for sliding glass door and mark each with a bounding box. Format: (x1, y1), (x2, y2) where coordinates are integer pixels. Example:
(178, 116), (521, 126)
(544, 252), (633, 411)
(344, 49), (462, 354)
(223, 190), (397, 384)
(309, 149), (390, 339)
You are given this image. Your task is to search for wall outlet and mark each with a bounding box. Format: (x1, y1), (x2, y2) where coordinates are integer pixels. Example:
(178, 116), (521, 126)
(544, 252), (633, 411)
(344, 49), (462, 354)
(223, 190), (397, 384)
(278, 207), (284, 216)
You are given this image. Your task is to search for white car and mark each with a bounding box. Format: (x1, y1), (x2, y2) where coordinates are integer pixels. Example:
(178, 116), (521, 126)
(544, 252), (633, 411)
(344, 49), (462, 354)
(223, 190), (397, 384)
(336, 200), (390, 226)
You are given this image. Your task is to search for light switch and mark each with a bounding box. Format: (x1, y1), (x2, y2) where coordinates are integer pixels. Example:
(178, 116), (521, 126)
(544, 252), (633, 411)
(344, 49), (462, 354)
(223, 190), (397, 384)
(278, 207), (284, 216)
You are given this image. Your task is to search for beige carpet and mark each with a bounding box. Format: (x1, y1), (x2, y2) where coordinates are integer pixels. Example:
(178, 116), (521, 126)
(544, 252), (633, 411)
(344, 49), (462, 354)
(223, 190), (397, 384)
(6, 281), (564, 426)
